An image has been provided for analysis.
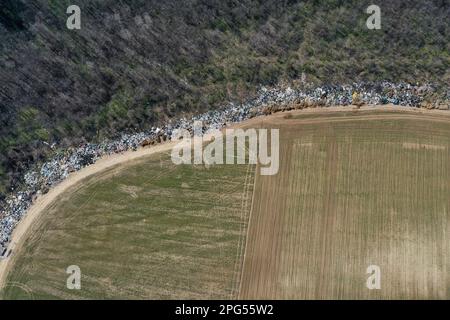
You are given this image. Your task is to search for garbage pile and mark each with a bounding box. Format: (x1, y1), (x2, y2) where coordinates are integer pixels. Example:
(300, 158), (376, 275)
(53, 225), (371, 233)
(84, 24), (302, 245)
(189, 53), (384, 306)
(259, 82), (443, 111)
(1, 81), (448, 256)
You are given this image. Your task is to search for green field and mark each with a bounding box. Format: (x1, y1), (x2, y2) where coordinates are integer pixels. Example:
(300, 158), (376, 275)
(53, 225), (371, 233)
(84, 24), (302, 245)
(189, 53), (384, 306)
(1, 153), (254, 299)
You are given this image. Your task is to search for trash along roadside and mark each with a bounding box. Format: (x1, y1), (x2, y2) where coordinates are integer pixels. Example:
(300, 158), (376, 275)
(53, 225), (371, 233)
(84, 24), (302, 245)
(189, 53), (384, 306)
(1, 81), (449, 257)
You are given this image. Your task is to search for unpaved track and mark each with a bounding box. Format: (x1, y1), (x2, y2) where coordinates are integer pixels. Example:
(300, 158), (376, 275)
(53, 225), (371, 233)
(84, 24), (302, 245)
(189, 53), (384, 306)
(1, 104), (450, 292)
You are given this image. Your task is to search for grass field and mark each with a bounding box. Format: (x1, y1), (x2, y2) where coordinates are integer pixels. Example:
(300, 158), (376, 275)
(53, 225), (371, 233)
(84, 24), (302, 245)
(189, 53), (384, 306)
(1, 153), (254, 299)
(1, 109), (450, 299)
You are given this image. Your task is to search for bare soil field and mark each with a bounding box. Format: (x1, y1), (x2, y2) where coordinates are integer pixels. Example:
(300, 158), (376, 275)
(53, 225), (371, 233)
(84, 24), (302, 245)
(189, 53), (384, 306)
(239, 108), (450, 299)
